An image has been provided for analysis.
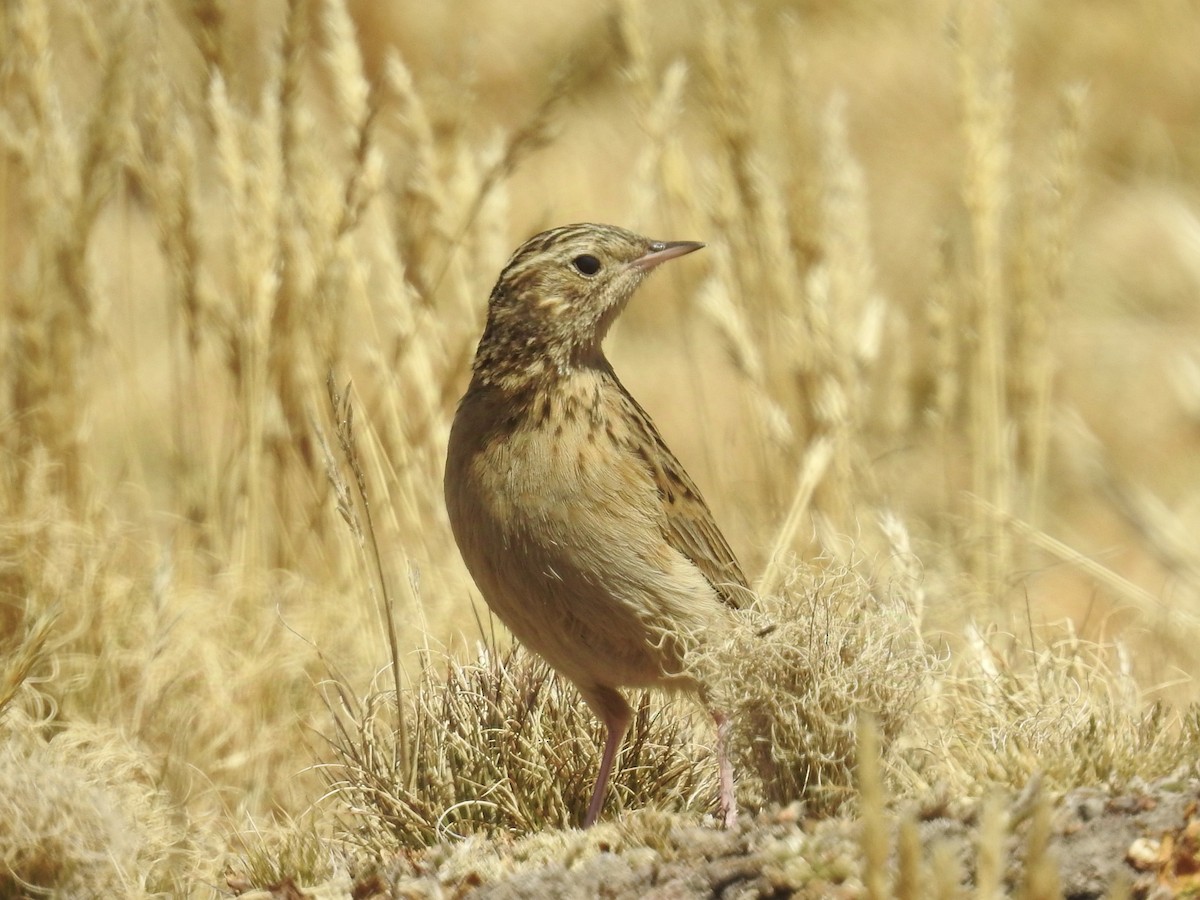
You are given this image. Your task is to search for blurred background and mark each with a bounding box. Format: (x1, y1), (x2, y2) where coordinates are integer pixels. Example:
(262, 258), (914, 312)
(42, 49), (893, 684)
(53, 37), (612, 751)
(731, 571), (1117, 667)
(3, 0), (1200, 891)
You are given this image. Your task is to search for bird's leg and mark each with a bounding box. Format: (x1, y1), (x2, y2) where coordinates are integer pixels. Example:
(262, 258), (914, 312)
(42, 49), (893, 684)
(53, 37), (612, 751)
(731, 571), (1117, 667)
(713, 709), (738, 828)
(583, 719), (624, 827)
(582, 686), (632, 828)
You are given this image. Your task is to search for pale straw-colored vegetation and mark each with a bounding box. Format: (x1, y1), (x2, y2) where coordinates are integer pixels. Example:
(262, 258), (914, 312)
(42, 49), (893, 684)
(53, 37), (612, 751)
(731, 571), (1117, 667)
(3, 0), (1200, 895)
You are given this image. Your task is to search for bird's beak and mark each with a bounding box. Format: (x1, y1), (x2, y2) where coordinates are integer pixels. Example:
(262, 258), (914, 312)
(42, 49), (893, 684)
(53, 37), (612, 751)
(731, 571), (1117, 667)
(631, 240), (705, 272)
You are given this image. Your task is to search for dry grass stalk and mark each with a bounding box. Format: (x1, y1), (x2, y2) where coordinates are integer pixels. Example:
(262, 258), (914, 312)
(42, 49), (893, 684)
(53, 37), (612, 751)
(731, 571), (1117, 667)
(757, 436), (833, 597)
(207, 69), (280, 572)
(619, 0), (697, 234)
(1, 0), (137, 504)
(0, 605), (57, 719)
(931, 839), (965, 900)
(974, 796), (1006, 899)
(319, 376), (409, 775)
(431, 58), (580, 297)
(695, 252), (794, 447)
(858, 716), (889, 900)
(1100, 476), (1200, 610)
(319, 0), (369, 160)
(629, 59), (689, 231)
(380, 50), (451, 299)
(806, 94), (884, 534)
(1019, 793), (1061, 900)
(135, 36), (211, 530)
(877, 511), (927, 636)
(926, 237), (963, 432)
(978, 497), (1197, 635)
(697, 1), (765, 297)
(894, 814), (925, 900)
(190, 0), (229, 81)
(226, 819), (334, 896)
(955, 0), (1016, 597)
(1008, 86), (1087, 528)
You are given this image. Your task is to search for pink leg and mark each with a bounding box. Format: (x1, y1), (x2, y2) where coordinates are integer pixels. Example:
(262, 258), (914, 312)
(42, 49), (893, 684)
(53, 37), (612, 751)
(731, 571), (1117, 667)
(582, 686), (632, 828)
(713, 709), (738, 828)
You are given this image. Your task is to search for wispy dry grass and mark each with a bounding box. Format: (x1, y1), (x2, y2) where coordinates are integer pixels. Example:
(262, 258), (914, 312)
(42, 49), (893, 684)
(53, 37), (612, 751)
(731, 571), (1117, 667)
(322, 644), (714, 848)
(711, 560), (931, 816)
(3, 0), (1200, 893)
(0, 710), (184, 896)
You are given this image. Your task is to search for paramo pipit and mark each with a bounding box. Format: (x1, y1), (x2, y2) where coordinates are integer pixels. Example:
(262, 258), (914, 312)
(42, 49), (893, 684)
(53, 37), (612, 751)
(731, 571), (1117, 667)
(445, 223), (748, 827)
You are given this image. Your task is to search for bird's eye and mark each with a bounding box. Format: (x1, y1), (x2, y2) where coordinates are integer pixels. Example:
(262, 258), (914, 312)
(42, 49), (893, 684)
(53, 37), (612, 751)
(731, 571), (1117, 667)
(571, 254), (601, 276)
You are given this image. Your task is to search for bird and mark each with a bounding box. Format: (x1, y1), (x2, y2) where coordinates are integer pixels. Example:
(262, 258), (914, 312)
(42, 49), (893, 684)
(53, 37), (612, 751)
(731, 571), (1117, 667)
(444, 222), (749, 828)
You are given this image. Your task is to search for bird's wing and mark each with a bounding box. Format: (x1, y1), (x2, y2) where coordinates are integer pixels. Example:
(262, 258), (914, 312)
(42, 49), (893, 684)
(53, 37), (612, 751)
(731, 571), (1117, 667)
(612, 378), (751, 610)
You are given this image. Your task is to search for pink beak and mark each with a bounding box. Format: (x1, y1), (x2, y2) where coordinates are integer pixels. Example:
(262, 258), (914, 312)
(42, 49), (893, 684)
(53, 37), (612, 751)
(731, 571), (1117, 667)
(632, 240), (705, 272)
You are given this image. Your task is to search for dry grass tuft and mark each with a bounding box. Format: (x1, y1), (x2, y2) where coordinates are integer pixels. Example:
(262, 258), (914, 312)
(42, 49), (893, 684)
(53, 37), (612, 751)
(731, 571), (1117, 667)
(917, 622), (1200, 796)
(224, 815), (339, 896)
(707, 562), (931, 816)
(0, 711), (184, 897)
(322, 644), (712, 848)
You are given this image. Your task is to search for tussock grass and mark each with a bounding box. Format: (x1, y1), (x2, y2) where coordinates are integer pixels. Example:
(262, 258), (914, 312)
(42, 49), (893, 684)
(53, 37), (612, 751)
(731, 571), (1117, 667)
(711, 562), (931, 816)
(224, 816), (337, 896)
(923, 621), (1200, 793)
(0, 712), (183, 897)
(3, 0), (1200, 893)
(323, 644), (712, 848)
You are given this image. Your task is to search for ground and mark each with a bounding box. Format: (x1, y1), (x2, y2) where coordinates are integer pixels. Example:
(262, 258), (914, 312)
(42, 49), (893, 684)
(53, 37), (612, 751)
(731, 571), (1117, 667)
(230, 778), (1200, 899)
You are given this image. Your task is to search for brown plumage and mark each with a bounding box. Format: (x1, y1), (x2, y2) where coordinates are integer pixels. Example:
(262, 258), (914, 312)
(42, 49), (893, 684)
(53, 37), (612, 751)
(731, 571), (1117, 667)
(444, 223), (748, 827)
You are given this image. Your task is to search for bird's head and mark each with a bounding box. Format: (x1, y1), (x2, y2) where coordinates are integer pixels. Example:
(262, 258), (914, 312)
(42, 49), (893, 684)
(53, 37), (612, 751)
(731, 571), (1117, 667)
(472, 223), (704, 389)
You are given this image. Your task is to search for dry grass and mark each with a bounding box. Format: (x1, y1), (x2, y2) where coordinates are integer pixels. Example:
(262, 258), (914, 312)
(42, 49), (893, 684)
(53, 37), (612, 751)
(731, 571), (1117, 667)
(711, 562), (931, 816)
(3, 0), (1200, 894)
(323, 645), (712, 846)
(0, 711), (184, 896)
